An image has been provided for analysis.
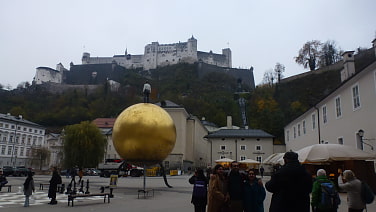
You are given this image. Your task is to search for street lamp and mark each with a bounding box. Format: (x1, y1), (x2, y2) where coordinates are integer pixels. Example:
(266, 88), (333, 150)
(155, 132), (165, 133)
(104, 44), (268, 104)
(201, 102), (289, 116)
(358, 129), (374, 150)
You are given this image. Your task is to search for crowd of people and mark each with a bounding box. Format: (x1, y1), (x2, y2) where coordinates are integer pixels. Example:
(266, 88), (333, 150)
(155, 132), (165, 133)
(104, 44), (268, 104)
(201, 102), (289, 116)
(189, 151), (371, 212)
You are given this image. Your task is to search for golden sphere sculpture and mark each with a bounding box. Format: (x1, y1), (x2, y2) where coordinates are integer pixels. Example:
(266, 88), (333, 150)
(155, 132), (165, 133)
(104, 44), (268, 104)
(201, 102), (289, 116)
(112, 103), (176, 166)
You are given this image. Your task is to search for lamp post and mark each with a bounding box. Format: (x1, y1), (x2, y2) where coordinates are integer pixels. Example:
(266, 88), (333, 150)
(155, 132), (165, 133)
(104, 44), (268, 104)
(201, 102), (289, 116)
(358, 129), (374, 151)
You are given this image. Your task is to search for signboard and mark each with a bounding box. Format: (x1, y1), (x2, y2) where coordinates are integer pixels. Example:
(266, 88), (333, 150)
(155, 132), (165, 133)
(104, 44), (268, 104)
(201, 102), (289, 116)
(109, 175), (118, 188)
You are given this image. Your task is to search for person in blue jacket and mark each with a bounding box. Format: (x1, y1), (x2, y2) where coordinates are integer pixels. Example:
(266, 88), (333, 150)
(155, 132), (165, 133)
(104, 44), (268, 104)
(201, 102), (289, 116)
(243, 169), (266, 212)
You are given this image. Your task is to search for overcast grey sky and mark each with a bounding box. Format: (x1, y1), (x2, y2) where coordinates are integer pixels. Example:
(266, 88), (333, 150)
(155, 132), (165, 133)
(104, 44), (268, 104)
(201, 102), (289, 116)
(1, 0), (375, 89)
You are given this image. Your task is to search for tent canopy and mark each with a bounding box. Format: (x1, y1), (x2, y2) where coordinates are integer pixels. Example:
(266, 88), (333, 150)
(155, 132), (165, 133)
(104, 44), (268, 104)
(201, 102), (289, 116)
(215, 158), (235, 163)
(239, 158), (260, 164)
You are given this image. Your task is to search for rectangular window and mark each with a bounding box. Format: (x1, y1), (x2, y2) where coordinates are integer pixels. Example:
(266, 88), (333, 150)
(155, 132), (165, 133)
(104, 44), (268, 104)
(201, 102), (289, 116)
(256, 156), (262, 163)
(352, 84), (361, 109)
(335, 96), (342, 118)
(1, 145), (5, 154)
(286, 130), (290, 142)
(220, 145), (226, 150)
(7, 146), (12, 155)
(255, 145), (261, 151)
(220, 155), (226, 159)
(338, 137), (344, 145)
(26, 148), (30, 157)
(240, 156), (246, 161)
(312, 114), (316, 129)
(240, 145), (246, 150)
(298, 124), (301, 136)
(10, 136), (13, 143)
(302, 120), (306, 134)
(322, 106), (327, 124)
(293, 127), (296, 138)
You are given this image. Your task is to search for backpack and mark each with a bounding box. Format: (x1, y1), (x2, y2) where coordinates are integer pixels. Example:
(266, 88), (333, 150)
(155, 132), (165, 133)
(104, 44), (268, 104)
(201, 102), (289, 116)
(192, 180), (207, 198)
(361, 181), (375, 204)
(319, 182), (341, 210)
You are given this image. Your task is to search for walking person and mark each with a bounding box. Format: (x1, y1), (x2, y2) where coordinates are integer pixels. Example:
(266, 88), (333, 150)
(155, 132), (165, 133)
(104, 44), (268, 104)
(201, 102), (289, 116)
(189, 168), (208, 212)
(48, 167), (62, 205)
(259, 166), (265, 178)
(207, 164), (230, 212)
(265, 151), (313, 212)
(243, 170), (266, 212)
(227, 161), (244, 212)
(311, 169), (340, 212)
(143, 80), (151, 103)
(338, 170), (365, 212)
(23, 171), (35, 207)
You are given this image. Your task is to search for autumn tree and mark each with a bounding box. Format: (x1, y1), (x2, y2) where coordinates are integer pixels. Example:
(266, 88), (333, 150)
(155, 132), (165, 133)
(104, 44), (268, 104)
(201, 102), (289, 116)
(262, 69), (275, 86)
(295, 40), (322, 71)
(63, 121), (106, 168)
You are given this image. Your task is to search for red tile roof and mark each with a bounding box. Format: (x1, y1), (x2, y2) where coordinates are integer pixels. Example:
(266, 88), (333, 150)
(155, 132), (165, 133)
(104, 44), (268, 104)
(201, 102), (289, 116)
(92, 118), (116, 128)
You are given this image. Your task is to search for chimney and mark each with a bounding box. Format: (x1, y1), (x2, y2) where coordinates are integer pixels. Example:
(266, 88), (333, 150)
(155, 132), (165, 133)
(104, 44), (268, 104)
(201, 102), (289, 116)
(340, 51), (355, 82)
(19, 115), (23, 119)
(226, 116), (232, 129)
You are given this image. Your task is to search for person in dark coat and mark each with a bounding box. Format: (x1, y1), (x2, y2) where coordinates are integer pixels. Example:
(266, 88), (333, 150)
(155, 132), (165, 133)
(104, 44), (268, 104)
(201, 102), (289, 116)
(265, 151), (313, 212)
(227, 161), (244, 212)
(48, 167), (62, 205)
(189, 168), (208, 212)
(243, 170), (266, 212)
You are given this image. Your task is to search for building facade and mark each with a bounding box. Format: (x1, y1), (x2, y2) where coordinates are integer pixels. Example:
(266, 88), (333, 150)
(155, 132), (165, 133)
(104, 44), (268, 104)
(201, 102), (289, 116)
(284, 40), (376, 153)
(0, 113), (46, 168)
(205, 129), (274, 166)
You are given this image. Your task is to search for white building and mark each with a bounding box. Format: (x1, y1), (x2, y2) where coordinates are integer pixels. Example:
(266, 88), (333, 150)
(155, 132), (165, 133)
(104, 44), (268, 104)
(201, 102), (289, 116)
(284, 40), (376, 154)
(205, 128), (274, 166)
(0, 113), (46, 168)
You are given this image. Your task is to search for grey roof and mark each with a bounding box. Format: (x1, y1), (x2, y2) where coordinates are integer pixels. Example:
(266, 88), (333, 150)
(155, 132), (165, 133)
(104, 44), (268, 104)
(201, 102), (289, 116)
(0, 113), (44, 128)
(205, 129), (274, 138)
(201, 120), (218, 128)
(154, 100), (182, 108)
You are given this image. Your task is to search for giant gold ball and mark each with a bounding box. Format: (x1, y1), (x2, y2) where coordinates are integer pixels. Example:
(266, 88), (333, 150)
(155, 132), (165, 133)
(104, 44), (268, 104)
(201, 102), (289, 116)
(112, 103), (176, 166)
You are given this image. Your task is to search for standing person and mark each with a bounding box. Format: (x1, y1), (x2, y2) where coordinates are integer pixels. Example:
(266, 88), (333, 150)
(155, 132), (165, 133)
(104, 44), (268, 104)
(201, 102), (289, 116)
(23, 171), (35, 207)
(227, 161), (244, 212)
(143, 80), (151, 103)
(0, 169), (8, 191)
(243, 170), (266, 212)
(311, 169), (339, 212)
(338, 170), (365, 212)
(78, 168), (84, 184)
(189, 168), (208, 212)
(207, 164), (229, 212)
(265, 151), (313, 212)
(48, 167), (62, 205)
(259, 166), (265, 178)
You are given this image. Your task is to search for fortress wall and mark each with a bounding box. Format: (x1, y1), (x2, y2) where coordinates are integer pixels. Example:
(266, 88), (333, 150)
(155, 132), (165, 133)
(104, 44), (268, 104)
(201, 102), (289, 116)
(197, 51), (229, 68)
(34, 68), (62, 85)
(87, 57), (114, 64)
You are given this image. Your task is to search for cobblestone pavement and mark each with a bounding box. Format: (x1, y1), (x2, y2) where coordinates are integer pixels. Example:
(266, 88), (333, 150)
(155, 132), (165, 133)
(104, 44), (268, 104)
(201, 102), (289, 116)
(1, 174), (375, 211)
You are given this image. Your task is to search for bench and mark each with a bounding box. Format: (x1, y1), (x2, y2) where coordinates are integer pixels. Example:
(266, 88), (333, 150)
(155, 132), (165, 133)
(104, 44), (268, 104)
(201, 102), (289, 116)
(137, 189), (154, 199)
(68, 192), (111, 207)
(2, 185), (11, 192)
(39, 183), (65, 192)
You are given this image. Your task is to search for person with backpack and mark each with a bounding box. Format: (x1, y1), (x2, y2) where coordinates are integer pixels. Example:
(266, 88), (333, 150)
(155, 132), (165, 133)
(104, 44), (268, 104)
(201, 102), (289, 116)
(243, 170), (266, 212)
(338, 170), (365, 212)
(189, 168), (208, 212)
(311, 169), (340, 212)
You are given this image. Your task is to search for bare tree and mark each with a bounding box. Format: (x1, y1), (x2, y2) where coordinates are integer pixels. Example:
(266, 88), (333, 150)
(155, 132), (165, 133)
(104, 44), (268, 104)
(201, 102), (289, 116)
(262, 69), (274, 86)
(319, 40), (342, 67)
(274, 63), (285, 83)
(295, 40), (322, 71)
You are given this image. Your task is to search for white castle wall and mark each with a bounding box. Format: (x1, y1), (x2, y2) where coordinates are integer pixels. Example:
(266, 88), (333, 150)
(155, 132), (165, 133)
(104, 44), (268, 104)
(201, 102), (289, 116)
(34, 67), (62, 85)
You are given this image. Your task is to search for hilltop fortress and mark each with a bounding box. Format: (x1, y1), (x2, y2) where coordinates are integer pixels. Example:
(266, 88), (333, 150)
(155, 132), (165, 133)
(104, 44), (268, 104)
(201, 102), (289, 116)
(82, 36), (232, 70)
(33, 36), (254, 89)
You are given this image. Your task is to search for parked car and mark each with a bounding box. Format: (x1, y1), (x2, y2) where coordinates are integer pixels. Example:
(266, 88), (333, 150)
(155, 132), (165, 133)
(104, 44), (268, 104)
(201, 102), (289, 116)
(13, 166), (31, 177)
(2, 166), (14, 176)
